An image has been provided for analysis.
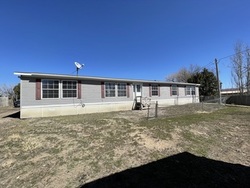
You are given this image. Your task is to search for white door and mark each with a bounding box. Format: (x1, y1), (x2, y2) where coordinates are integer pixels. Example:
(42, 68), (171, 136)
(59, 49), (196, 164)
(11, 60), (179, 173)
(134, 84), (142, 98)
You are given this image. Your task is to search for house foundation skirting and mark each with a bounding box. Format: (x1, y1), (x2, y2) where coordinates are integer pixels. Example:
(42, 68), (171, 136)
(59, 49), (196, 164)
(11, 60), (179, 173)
(20, 97), (199, 118)
(20, 101), (134, 118)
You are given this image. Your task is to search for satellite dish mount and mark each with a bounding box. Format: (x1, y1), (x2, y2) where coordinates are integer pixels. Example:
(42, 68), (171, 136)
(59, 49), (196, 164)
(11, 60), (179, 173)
(74, 62), (84, 76)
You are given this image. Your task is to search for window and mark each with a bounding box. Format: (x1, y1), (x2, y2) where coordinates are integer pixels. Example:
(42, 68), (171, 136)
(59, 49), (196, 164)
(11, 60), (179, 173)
(151, 85), (158, 96)
(105, 82), (115, 97)
(186, 86), (195, 96)
(42, 80), (59, 98)
(118, 83), (127, 97)
(171, 85), (178, 96)
(62, 81), (77, 98)
(136, 85), (141, 92)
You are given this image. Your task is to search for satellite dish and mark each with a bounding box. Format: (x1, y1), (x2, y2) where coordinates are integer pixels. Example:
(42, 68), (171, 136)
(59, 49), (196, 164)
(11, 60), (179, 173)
(75, 62), (84, 69)
(74, 62), (84, 75)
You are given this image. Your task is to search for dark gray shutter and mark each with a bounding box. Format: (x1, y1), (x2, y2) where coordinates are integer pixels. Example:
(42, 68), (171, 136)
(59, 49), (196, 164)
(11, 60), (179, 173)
(158, 84), (160, 96)
(36, 79), (41, 100)
(78, 80), (81, 99)
(149, 84), (152, 97)
(101, 82), (105, 98)
(127, 83), (130, 98)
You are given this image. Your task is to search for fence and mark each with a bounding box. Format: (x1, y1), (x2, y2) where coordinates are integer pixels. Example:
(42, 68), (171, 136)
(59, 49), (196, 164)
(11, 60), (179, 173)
(0, 97), (9, 107)
(146, 101), (159, 119)
(226, 95), (250, 106)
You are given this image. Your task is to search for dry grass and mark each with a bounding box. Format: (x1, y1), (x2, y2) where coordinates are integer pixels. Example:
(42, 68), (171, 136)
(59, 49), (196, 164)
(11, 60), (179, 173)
(0, 103), (249, 187)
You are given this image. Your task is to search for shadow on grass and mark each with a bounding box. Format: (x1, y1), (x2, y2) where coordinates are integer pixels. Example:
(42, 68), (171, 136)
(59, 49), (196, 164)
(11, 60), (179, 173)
(80, 152), (250, 188)
(3, 111), (20, 119)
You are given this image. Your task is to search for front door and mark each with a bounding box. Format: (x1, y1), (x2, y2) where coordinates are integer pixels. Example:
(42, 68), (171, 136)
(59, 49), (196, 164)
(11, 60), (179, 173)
(133, 84), (142, 98)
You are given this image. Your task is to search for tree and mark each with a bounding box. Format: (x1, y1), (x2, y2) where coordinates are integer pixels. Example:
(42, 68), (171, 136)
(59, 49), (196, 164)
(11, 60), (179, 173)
(166, 64), (201, 82)
(0, 84), (14, 98)
(166, 68), (190, 82)
(231, 42), (246, 95)
(13, 83), (20, 100)
(245, 46), (250, 94)
(187, 68), (218, 96)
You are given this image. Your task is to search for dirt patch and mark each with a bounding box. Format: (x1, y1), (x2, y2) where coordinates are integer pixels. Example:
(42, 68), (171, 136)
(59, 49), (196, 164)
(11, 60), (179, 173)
(0, 104), (249, 187)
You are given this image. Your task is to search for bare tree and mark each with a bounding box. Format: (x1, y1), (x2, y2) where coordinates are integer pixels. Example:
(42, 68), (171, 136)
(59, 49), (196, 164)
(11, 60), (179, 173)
(189, 64), (201, 74)
(166, 64), (201, 82)
(246, 46), (250, 94)
(231, 42), (245, 94)
(0, 84), (14, 98)
(166, 72), (179, 82)
(166, 68), (191, 82)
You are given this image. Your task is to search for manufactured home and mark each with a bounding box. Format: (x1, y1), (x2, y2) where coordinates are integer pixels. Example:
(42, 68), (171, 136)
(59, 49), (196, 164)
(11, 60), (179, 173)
(14, 72), (200, 118)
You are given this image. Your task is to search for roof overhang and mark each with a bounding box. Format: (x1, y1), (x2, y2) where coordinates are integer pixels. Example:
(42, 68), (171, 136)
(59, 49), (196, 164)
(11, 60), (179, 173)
(14, 71), (200, 86)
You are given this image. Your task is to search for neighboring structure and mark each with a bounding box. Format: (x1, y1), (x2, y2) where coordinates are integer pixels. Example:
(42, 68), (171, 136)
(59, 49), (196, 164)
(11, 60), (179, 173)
(14, 72), (200, 118)
(221, 88), (247, 95)
(0, 97), (9, 107)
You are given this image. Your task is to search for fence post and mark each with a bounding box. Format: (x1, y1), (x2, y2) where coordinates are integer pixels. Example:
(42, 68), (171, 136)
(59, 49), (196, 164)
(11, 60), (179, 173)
(155, 101), (158, 118)
(147, 105), (150, 120)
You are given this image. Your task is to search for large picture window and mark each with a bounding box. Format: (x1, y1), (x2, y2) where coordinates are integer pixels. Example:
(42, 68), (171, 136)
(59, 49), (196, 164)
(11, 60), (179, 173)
(151, 85), (158, 96)
(62, 81), (77, 98)
(105, 82), (116, 97)
(186, 86), (196, 96)
(42, 80), (59, 98)
(118, 83), (127, 97)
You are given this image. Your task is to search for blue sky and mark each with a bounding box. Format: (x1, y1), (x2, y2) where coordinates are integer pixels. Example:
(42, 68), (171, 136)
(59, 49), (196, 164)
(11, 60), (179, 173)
(1, 0), (250, 88)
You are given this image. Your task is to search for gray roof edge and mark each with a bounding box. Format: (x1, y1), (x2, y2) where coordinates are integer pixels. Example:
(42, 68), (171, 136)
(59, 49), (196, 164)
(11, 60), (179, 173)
(14, 71), (200, 86)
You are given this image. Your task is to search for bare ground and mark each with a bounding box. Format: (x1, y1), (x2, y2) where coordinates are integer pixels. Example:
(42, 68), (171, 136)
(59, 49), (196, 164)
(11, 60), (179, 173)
(0, 104), (249, 187)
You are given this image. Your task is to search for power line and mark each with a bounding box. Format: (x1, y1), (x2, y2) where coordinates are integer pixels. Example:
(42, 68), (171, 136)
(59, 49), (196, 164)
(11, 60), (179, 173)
(199, 49), (249, 72)
(218, 49), (249, 62)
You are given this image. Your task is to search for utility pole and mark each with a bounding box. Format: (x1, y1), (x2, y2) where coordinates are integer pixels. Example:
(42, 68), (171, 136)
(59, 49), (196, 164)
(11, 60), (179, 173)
(215, 58), (222, 104)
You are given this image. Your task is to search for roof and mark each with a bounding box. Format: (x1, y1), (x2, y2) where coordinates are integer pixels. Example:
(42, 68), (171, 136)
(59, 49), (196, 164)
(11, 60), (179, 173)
(221, 88), (247, 94)
(14, 71), (200, 86)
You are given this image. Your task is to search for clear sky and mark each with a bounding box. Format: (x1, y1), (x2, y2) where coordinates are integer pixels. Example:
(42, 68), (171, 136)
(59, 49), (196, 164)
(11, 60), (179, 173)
(1, 0), (250, 88)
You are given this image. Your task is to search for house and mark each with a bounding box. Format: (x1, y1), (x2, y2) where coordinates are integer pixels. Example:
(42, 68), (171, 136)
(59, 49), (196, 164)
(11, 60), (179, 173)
(14, 72), (200, 118)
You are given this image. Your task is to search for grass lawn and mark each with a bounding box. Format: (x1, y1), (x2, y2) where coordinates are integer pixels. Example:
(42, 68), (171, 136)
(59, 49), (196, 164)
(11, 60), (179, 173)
(0, 104), (249, 187)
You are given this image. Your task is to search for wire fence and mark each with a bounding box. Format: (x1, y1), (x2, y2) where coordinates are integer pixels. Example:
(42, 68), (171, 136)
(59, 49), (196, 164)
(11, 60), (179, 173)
(146, 101), (159, 120)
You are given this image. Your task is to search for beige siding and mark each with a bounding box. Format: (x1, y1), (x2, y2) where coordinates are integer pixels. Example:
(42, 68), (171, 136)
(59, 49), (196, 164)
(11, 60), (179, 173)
(19, 75), (200, 118)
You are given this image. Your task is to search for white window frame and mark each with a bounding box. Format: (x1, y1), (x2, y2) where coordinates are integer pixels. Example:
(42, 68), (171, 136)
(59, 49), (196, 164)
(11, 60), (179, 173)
(105, 82), (116, 97)
(62, 80), (78, 98)
(186, 86), (196, 96)
(171, 85), (178, 96)
(117, 83), (127, 97)
(41, 79), (60, 99)
(151, 84), (158, 96)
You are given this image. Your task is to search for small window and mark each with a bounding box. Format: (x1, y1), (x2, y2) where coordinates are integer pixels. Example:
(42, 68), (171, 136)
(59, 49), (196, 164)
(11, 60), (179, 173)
(136, 85), (141, 92)
(151, 85), (158, 96)
(171, 85), (178, 96)
(42, 80), (59, 98)
(62, 81), (77, 98)
(118, 83), (127, 97)
(105, 82), (115, 97)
